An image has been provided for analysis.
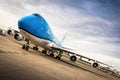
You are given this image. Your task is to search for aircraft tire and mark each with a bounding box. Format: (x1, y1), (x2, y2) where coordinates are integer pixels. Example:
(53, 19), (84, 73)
(33, 47), (38, 51)
(42, 50), (46, 54)
(50, 53), (54, 57)
(22, 44), (29, 50)
(25, 46), (29, 50)
(22, 44), (25, 49)
(35, 47), (38, 51)
(56, 56), (61, 60)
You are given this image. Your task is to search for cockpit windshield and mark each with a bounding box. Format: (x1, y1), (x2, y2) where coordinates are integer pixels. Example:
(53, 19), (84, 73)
(33, 13), (41, 18)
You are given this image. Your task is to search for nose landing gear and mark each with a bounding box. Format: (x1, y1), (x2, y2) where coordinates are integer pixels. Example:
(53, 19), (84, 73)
(22, 38), (30, 50)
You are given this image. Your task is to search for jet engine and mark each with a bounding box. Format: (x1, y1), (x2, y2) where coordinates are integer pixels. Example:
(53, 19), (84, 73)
(91, 62), (99, 68)
(0, 29), (7, 36)
(14, 33), (23, 41)
(7, 29), (15, 36)
(70, 55), (77, 62)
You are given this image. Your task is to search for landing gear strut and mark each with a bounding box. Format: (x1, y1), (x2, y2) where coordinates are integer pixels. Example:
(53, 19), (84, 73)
(56, 51), (62, 60)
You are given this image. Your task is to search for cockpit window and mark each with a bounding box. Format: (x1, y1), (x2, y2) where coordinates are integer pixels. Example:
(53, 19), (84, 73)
(33, 13), (41, 18)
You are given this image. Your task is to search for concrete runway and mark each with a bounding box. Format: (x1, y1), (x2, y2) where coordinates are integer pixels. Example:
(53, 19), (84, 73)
(0, 36), (119, 80)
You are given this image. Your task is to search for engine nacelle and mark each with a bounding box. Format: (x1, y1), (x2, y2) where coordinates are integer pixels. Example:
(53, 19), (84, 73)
(14, 33), (23, 41)
(7, 29), (15, 36)
(91, 62), (99, 68)
(0, 29), (2, 34)
(70, 55), (77, 62)
(0, 29), (7, 36)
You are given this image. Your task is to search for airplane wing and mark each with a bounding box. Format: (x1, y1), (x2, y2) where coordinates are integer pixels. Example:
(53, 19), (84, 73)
(51, 46), (112, 68)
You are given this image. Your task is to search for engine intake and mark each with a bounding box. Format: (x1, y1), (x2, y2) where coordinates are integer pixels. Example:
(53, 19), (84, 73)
(92, 62), (99, 68)
(7, 29), (15, 36)
(14, 33), (23, 41)
(70, 55), (77, 62)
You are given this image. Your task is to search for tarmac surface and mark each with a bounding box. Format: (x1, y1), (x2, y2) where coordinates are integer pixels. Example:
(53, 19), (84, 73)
(0, 35), (119, 80)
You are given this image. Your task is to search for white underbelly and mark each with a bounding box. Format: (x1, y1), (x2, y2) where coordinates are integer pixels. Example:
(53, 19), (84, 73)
(20, 29), (52, 48)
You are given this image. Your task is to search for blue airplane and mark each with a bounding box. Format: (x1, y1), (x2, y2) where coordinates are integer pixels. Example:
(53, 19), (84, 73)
(17, 13), (110, 68)
(18, 13), (66, 59)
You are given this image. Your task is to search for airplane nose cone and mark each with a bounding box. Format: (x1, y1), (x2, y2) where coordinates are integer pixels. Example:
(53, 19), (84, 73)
(18, 19), (25, 29)
(18, 19), (22, 28)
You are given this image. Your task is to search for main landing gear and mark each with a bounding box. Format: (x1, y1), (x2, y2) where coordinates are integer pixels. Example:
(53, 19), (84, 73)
(56, 51), (63, 60)
(56, 54), (62, 60)
(42, 49), (63, 60)
(33, 45), (38, 51)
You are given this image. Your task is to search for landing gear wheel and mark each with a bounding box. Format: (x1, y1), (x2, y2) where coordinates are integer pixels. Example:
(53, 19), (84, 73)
(56, 56), (61, 60)
(42, 50), (46, 54)
(49, 53), (54, 57)
(22, 44), (26, 49)
(25, 46), (29, 50)
(70, 56), (77, 62)
(22, 44), (29, 51)
(33, 46), (38, 51)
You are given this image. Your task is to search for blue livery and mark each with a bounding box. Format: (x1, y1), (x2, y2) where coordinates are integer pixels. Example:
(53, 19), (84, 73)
(18, 13), (62, 47)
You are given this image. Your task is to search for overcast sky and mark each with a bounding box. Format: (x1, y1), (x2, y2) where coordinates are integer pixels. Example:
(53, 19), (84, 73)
(0, 0), (120, 70)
